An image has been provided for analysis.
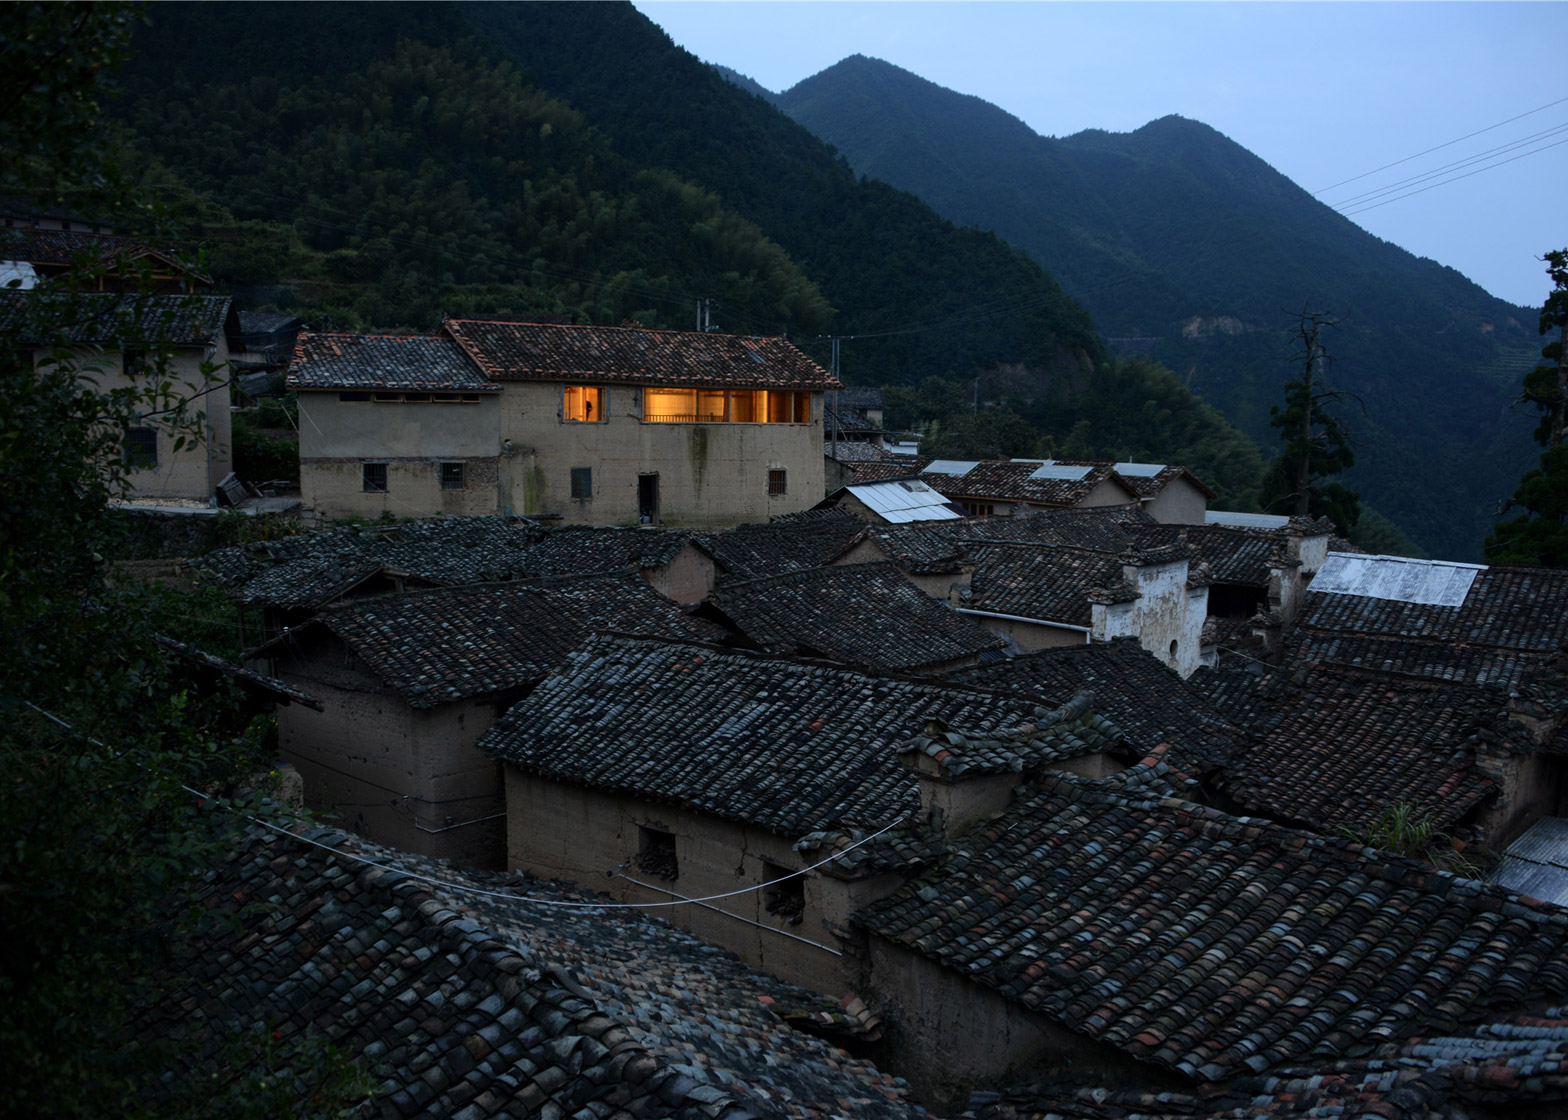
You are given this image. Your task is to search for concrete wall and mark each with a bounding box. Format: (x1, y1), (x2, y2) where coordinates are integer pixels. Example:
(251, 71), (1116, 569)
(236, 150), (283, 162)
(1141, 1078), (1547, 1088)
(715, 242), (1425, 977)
(504, 770), (863, 994)
(273, 644), (509, 868)
(297, 392), (502, 518)
(1144, 478), (1208, 525)
(499, 383), (825, 527)
(858, 938), (1176, 1112)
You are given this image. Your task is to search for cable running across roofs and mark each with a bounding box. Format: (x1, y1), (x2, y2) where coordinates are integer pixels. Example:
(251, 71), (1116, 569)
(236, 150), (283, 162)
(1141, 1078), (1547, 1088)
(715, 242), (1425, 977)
(24, 700), (909, 911)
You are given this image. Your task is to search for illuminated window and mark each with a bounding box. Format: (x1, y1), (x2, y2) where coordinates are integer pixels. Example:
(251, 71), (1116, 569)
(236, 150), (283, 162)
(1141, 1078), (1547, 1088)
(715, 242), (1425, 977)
(767, 469), (787, 496)
(363, 463), (388, 492)
(124, 427), (157, 469)
(564, 385), (604, 422)
(642, 387), (813, 424)
(440, 462), (464, 490)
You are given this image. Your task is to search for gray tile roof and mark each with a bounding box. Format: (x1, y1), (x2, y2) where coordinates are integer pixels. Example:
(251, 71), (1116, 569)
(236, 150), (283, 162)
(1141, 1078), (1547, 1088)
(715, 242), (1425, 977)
(135, 823), (930, 1120)
(293, 575), (724, 709)
(919, 461), (1139, 508)
(289, 332), (502, 391)
(0, 290), (234, 346)
(700, 509), (869, 582)
(711, 562), (1005, 673)
(958, 544), (1135, 628)
(443, 319), (840, 391)
(858, 761), (1568, 1085)
(949, 639), (1236, 774)
(513, 526), (698, 578)
(479, 634), (1072, 837)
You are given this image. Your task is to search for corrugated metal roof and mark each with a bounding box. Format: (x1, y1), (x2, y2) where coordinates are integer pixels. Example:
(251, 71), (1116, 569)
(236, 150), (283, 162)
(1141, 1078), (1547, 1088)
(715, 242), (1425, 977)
(923, 459), (980, 476)
(1310, 553), (1484, 607)
(1113, 461), (1166, 478)
(1207, 510), (1290, 529)
(1027, 461), (1092, 482)
(848, 480), (965, 524)
(1491, 817), (1568, 906)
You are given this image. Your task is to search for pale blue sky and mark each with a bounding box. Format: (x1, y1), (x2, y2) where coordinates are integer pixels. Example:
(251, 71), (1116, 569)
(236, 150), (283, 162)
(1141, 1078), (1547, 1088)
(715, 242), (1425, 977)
(635, 1), (1568, 308)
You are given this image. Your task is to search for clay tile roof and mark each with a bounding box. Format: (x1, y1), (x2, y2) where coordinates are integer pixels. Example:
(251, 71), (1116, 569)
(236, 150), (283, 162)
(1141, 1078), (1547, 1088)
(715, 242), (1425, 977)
(822, 399), (880, 432)
(480, 634), (1056, 836)
(1043, 459), (1217, 501)
(950, 640), (1237, 772)
(868, 522), (972, 575)
(442, 319), (841, 390)
(711, 562), (1005, 673)
(513, 525), (697, 577)
(960, 543), (1134, 627)
(826, 440), (899, 463)
(1212, 664), (1506, 833)
(902, 692), (1125, 778)
(307, 575), (723, 708)
(135, 824), (930, 1120)
(842, 458), (933, 484)
(288, 331), (501, 391)
(0, 290), (234, 345)
(1171, 523), (1289, 587)
(971, 506), (1159, 552)
(920, 460), (1140, 508)
(0, 226), (206, 278)
(700, 509), (868, 581)
(858, 767), (1568, 1084)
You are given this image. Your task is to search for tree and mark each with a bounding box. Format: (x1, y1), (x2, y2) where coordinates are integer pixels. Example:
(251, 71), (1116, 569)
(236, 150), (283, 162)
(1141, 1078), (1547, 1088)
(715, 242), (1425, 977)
(1485, 250), (1568, 566)
(1258, 308), (1360, 535)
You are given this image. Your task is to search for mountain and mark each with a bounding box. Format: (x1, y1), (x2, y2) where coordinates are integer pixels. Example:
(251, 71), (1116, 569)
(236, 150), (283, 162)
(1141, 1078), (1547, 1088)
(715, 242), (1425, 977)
(115, 2), (1104, 390)
(771, 55), (1541, 559)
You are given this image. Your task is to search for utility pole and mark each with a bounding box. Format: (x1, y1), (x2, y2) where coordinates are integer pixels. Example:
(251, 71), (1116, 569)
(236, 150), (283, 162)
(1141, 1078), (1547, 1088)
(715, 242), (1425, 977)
(831, 336), (841, 450)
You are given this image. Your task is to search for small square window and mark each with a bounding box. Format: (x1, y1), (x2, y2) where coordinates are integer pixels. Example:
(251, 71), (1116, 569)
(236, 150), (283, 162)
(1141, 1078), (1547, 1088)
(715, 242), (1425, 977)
(363, 462), (388, 493)
(638, 826), (677, 881)
(570, 467), (592, 501)
(767, 469), (787, 496)
(440, 462), (464, 490)
(762, 860), (804, 924)
(125, 426), (157, 469)
(123, 349), (145, 377)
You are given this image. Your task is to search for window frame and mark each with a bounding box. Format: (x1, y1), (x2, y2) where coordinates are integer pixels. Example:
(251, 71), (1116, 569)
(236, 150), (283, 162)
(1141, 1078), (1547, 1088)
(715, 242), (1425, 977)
(439, 462), (465, 491)
(563, 385), (606, 423)
(570, 466), (592, 501)
(124, 426), (158, 470)
(362, 462), (389, 493)
(767, 468), (787, 496)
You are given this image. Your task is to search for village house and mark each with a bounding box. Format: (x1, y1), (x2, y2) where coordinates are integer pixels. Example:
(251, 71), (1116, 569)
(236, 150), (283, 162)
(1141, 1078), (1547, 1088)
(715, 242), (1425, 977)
(289, 318), (840, 526)
(1, 289), (237, 503)
(249, 576), (722, 868)
(479, 633), (1126, 994)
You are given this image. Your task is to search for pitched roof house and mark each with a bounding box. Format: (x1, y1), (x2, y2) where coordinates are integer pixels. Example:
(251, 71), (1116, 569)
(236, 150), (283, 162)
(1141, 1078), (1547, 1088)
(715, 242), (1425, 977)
(480, 634), (1127, 992)
(698, 507), (876, 582)
(289, 319), (841, 526)
(252, 576), (723, 867)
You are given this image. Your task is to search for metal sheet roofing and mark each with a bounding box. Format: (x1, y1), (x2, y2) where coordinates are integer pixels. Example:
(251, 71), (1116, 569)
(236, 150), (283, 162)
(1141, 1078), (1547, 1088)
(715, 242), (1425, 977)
(1492, 817), (1568, 907)
(1207, 510), (1290, 529)
(1311, 553), (1484, 606)
(847, 479), (965, 523)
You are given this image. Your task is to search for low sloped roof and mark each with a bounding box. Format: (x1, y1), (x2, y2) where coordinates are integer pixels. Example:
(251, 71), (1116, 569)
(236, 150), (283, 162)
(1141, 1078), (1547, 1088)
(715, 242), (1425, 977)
(711, 562), (1004, 673)
(277, 575), (722, 709)
(480, 634), (1070, 836)
(858, 763), (1568, 1084)
(134, 823), (930, 1120)
(512, 525), (697, 578)
(699, 508), (868, 581)
(443, 319), (841, 390)
(0, 290), (235, 346)
(288, 331), (501, 392)
(960, 543), (1135, 628)
(920, 460), (1140, 508)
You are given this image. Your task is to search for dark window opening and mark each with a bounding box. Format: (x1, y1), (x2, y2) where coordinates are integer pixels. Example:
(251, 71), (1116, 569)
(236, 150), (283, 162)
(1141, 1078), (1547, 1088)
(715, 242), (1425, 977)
(125, 427), (157, 469)
(637, 826), (677, 881)
(762, 861), (804, 924)
(961, 500), (994, 517)
(363, 462), (388, 493)
(638, 473), (659, 524)
(570, 467), (592, 501)
(402, 392), (430, 403)
(338, 391), (371, 402)
(1208, 583), (1267, 620)
(440, 462), (464, 490)
(123, 349), (145, 377)
(767, 469), (787, 496)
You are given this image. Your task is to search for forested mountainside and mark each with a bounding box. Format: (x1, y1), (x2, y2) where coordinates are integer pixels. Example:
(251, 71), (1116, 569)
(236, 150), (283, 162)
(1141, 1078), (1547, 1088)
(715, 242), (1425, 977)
(771, 55), (1542, 559)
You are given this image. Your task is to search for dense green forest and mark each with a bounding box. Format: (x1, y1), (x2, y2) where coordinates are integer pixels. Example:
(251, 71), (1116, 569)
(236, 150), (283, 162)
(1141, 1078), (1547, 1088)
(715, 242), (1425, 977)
(770, 55), (1542, 559)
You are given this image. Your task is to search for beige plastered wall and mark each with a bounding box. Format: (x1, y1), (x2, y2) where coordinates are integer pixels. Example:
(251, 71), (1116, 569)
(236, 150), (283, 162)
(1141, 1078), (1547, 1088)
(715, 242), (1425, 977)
(642, 541), (716, 603)
(78, 343), (234, 502)
(297, 392), (502, 519)
(1480, 751), (1568, 852)
(504, 769), (888, 994)
(273, 649), (510, 869)
(960, 611), (1087, 652)
(1095, 559), (1207, 677)
(1143, 479), (1208, 525)
(857, 938), (1177, 1112)
(497, 383), (826, 527)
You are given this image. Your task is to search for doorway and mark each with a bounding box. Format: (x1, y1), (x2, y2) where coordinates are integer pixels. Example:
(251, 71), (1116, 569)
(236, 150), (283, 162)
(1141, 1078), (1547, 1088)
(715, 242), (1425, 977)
(638, 473), (660, 524)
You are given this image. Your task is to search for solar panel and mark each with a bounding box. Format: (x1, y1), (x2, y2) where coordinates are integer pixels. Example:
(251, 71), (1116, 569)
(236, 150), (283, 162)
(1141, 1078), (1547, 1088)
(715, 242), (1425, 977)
(1027, 462), (1092, 482)
(923, 460), (980, 476)
(1113, 461), (1166, 478)
(848, 481), (964, 523)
